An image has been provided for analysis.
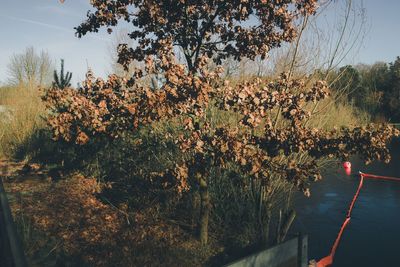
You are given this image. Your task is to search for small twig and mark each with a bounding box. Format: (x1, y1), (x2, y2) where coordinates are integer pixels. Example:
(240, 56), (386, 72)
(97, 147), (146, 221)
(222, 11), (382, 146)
(44, 240), (63, 259)
(101, 196), (131, 225)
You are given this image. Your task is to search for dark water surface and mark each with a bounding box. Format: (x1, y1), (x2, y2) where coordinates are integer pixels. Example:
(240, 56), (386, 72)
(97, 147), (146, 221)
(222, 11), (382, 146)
(292, 138), (400, 267)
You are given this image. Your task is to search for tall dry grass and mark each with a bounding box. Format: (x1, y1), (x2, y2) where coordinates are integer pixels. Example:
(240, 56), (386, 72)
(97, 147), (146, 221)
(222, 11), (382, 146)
(0, 86), (46, 158)
(306, 98), (370, 130)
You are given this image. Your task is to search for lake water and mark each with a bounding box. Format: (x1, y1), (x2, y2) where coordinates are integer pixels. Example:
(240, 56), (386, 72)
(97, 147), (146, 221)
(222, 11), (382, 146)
(292, 138), (400, 266)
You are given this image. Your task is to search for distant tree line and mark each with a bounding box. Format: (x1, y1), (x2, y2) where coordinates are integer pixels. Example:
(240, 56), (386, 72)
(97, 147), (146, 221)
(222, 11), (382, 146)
(7, 46), (53, 88)
(5, 46), (73, 90)
(322, 57), (400, 122)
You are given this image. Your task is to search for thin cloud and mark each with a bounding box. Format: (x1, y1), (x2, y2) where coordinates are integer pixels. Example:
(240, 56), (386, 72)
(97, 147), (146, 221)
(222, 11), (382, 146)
(35, 5), (83, 19)
(0, 14), (108, 41)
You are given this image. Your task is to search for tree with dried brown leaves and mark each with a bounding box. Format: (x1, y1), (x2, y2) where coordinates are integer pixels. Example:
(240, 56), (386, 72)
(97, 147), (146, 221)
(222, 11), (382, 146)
(43, 0), (399, 247)
(76, 0), (318, 72)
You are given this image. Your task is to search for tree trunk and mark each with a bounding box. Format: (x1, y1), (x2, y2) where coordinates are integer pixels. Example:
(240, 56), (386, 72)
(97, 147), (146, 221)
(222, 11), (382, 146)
(199, 176), (210, 245)
(191, 191), (201, 232)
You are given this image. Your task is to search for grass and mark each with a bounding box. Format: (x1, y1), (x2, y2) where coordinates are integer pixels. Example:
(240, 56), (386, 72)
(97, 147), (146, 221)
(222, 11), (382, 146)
(0, 86), (46, 158)
(305, 98), (370, 130)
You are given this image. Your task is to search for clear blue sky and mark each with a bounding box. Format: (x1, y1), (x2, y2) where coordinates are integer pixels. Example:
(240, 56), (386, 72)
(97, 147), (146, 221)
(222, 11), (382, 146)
(0, 0), (399, 85)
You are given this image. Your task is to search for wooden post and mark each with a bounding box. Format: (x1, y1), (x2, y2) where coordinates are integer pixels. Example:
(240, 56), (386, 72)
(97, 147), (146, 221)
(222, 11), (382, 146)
(297, 233), (308, 267)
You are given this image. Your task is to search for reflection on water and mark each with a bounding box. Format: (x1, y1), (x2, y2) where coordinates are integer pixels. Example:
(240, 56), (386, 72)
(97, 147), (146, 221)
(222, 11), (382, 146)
(292, 138), (400, 267)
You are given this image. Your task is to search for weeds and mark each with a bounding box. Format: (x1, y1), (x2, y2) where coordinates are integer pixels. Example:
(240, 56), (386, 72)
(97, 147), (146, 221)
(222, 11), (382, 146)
(0, 86), (45, 158)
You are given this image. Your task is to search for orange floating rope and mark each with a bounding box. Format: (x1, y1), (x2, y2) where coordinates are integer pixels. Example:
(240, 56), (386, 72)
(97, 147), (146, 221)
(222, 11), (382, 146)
(360, 172), (400, 182)
(316, 172), (400, 267)
(346, 174), (364, 218)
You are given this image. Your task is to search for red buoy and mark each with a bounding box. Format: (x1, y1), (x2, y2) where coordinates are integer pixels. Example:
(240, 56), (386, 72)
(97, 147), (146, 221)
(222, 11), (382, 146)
(343, 161), (351, 176)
